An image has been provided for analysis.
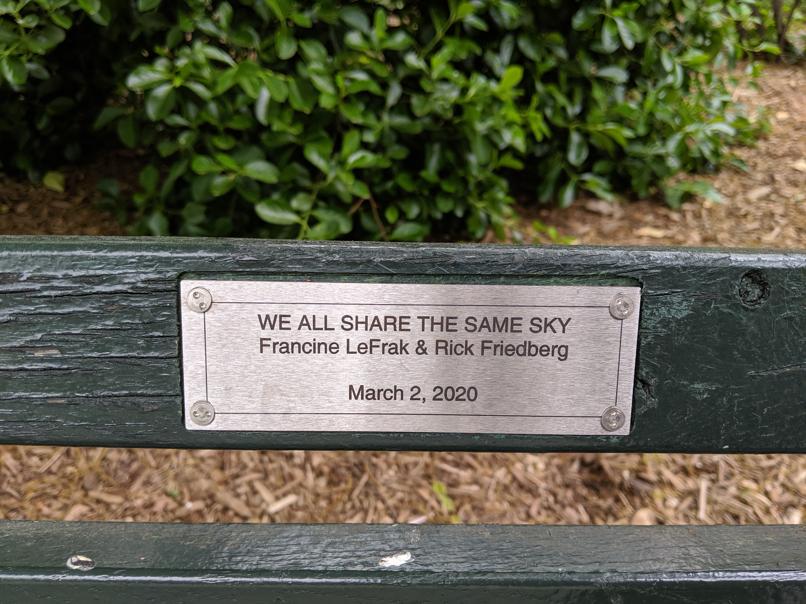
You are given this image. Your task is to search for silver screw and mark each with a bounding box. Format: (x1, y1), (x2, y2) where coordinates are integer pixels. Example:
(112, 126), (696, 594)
(609, 293), (634, 320)
(187, 287), (212, 313)
(66, 554), (96, 571)
(601, 406), (626, 432)
(190, 400), (215, 426)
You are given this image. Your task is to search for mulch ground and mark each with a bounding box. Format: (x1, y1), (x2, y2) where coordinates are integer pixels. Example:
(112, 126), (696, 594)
(0, 64), (803, 526)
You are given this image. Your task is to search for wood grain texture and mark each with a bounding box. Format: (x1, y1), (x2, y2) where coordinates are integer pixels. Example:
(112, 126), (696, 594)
(0, 522), (803, 603)
(1, 236), (804, 451)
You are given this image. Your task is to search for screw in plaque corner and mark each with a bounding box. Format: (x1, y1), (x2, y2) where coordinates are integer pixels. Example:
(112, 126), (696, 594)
(190, 400), (215, 426)
(600, 406), (626, 432)
(187, 287), (212, 313)
(609, 293), (634, 320)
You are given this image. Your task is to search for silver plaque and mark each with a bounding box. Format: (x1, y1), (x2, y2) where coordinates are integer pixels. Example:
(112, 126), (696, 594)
(180, 280), (640, 435)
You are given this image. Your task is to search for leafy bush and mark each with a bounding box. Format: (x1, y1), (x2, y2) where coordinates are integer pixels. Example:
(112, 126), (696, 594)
(0, 1), (777, 240)
(732, 0), (805, 57)
(0, 1), (142, 172)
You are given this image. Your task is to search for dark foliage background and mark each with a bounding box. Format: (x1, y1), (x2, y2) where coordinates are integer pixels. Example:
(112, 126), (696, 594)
(1, 0), (799, 240)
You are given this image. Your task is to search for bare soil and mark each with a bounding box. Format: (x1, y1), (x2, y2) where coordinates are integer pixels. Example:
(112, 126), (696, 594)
(0, 65), (803, 526)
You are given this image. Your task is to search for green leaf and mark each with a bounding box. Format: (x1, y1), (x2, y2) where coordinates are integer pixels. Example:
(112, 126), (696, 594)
(341, 130), (361, 158)
(390, 221), (429, 241)
(137, 0), (161, 11)
(382, 30), (411, 51)
(680, 49), (711, 67)
(264, 73), (288, 101)
(386, 80), (402, 108)
(307, 221), (340, 240)
(25, 25), (66, 54)
(558, 179), (577, 208)
(145, 83), (176, 120)
(310, 208), (352, 238)
(97, 178), (120, 199)
(276, 28), (297, 59)
(614, 17), (635, 50)
(77, 0), (101, 14)
(201, 44), (236, 66)
(0, 56), (27, 89)
(600, 19), (619, 53)
(304, 137), (334, 173)
(384, 205), (399, 223)
(255, 86), (271, 125)
(116, 116), (137, 148)
(287, 77), (316, 113)
(255, 200), (300, 225)
(456, 2), (476, 19)
(214, 153), (240, 171)
(42, 171), (65, 193)
(88, 4), (111, 26)
(373, 7), (387, 40)
(264, 0), (287, 20)
(126, 65), (170, 90)
(596, 65), (628, 84)
(350, 179), (370, 198)
(139, 164), (159, 194)
(340, 6), (370, 34)
(572, 6), (599, 30)
(346, 150), (384, 169)
(210, 174), (236, 197)
(243, 160), (280, 184)
(663, 180), (722, 209)
(300, 39), (327, 62)
(146, 211), (169, 236)
(93, 106), (126, 130)
(184, 81), (211, 100)
(580, 173), (614, 201)
(498, 65), (523, 91)
(50, 12), (73, 29)
(18, 13), (40, 27)
(191, 155), (221, 175)
(567, 131), (589, 167)
(753, 41), (781, 56)
(290, 192), (314, 211)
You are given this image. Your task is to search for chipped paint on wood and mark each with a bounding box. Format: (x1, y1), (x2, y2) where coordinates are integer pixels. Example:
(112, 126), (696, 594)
(379, 551), (412, 567)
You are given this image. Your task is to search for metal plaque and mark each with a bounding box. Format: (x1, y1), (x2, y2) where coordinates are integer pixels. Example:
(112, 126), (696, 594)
(180, 280), (640, 435)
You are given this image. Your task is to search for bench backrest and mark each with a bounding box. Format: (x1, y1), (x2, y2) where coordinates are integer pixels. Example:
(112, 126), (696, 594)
(2, 237), (803, 453)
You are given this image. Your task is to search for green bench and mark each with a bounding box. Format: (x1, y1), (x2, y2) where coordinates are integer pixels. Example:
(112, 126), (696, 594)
(1, 236), (804, 602)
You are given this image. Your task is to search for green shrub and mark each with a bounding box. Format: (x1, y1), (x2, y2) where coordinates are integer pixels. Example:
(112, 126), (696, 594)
(0, 1), (776, 240)
(0, 1), (143, 172)
(732, 0), (805, 57)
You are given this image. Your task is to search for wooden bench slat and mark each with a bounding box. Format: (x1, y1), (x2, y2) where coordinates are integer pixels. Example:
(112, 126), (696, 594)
(1, 522), (804, 603)
(1, 237), (804, 452)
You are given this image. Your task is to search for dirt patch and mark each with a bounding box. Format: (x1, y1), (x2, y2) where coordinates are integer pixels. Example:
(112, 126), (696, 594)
(0, 65), (804, 526)
(0, 155), (130, 235)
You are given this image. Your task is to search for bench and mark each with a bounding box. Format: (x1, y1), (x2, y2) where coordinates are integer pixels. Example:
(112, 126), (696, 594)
(1, 236), (804, 602)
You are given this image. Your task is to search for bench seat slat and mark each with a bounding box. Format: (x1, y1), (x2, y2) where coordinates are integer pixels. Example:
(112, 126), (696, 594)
(1, 522), (804, 603)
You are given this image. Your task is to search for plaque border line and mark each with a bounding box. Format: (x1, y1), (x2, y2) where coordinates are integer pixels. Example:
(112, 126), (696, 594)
(614, 320), (623, 407)
(195, 298), (629, 424)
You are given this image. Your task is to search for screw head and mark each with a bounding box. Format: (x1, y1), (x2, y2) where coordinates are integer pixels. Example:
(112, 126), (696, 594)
(187, 287), (212, 313)
(609, 293), (634, 320)
(601, 406), (626, 432)
(66, 554), (96, 571)
(190, 400), (215, 426)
